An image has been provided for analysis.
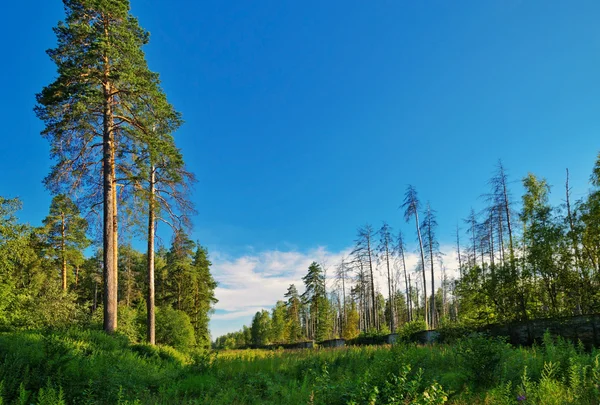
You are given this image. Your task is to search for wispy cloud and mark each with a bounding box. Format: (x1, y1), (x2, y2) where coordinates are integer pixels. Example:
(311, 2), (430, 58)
(209, 244), (459, 338)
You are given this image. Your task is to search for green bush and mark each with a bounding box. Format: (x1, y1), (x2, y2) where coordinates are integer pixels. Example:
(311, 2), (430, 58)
(117, 306), (140, 343)
(454, 334), (509, 388)
(399, 320), (428, 341)
(155, 306), (196, 350)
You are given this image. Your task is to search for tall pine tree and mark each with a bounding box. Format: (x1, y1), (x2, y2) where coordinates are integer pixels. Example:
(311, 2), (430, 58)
(36, 0), (179, 333)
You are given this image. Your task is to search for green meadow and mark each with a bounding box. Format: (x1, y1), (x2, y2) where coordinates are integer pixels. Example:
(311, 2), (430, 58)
(0, 330), (599, 404)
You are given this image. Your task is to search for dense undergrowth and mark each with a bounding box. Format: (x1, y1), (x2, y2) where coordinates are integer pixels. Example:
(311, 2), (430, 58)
(0, 329), (599, 404)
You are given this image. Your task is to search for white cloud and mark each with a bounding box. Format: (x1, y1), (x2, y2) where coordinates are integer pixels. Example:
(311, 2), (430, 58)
(209, 244), (460, 339)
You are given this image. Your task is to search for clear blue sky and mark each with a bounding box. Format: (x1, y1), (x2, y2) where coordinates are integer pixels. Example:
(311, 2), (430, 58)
(2, 1), (600, 336)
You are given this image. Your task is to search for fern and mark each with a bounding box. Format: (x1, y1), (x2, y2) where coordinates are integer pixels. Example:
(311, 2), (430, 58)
(541, 361), (558, 381)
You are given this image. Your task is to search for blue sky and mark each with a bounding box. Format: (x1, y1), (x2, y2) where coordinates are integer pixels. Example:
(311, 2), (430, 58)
(2, 0), (600, 337)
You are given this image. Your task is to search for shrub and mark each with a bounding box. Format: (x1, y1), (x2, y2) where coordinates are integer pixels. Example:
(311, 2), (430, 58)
(117, 305), (140, 343)
(155, 306), (196, 350)
(454, 334), (508, 388)
(399, 320), (428, 341)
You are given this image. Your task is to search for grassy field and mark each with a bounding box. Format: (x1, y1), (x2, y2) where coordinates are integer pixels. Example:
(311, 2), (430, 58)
(0, 329), (599, 404)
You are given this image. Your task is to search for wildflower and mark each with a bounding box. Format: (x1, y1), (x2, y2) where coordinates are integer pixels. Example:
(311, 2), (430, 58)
(517, 394), (526, 401)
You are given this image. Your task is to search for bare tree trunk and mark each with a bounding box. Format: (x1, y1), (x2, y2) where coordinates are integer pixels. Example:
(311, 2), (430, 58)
(93, 280), (98, 312)
(61, 212), (67, 291)
(497, 205), (505, 266)
(126, 251), (131, 307)
(102, 19), (117, 333)
(489, 214), (495, 269)
(456, 224), (462, 277)
(385, 245), (395, 332)
(415, 276), (420, 321)
(499, 162), (515, 269)
(408, 274), (413, 321)
(427, 222), (435, 328)
(341, 260), (346, 332)
(414, 213), (429, 328)
(400, 242), (411, 322)
(366, 236), (377, 330)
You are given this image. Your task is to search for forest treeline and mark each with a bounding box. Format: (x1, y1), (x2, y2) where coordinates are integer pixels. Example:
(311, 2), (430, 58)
(0, 195), (217, 349)
(0, 0), (218, 348)
(215, 157), (600, 349)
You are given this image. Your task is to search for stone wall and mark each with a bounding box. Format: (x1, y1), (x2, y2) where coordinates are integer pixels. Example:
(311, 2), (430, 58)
(408, 314), (600, 348)
(320, 339), (345, 348)
(483, 315), (600, 348)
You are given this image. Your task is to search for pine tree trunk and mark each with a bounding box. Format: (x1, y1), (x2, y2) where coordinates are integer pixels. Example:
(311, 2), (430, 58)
(61, 212), (67, 291)
(341, 261), (346, 333)
(367, 238), (377, 331)
(408, 274), (413, 321)
(428, 222), (435, 329)
(414, 213), (428, 329)
(401, 247), (411, 322)
(102, 21), (117, 333)
(385, 246), (394, 332)
(456, 226), (463, 277)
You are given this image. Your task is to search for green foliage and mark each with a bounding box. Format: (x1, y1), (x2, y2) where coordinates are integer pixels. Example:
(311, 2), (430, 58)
(155, 306), (196, 350)
(157, 235), (217, 349)
(454, 334), (508, 388)
(1, 330), (600, 404)
(117, 305), (141, 343)
(343, 302), (361, 340)
(399, 320), (427, 340)
(251, 309), (272, 346)
(41, 194), (89, 290)
(36, 380), (66, 405)
(270, 301), (287, 344)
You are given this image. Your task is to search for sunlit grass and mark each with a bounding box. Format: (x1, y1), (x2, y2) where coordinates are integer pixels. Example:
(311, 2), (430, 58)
(0, 330), (598, 404)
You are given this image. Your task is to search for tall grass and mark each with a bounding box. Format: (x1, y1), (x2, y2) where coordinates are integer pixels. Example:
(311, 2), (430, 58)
(0, 330), (598, 404)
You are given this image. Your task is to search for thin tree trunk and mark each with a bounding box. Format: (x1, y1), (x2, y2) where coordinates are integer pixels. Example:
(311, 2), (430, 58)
(61, 212), (67, 291)
(147, 164), (156, 344)
(408, 274), (413, 321)
(427, 220), (435, 328)
(415, 277), (420, 321)
(497, 205), (505, 266)
(385, 245), (395, 332)
(489, 215), (495, 269)
(500, 163), (516, 269)
(366, 236), (377, 330)
(126, 251), (131, 307)
(93, 280), (98, 312)
(456, 225), (462, 277)
(414, 213), (429, 329)
(341, 260), (346, 332)
(400, 244), (411, 322)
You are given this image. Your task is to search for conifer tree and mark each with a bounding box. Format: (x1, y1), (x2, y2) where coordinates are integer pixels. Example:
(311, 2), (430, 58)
(421, 203), (440, 328)
(42, 195), (90, 291)
(403, 185), (429, 328)
(190, 245), (218, 348)
(396, 231), (412, 322)
(377, 222), (396, 332)
(271, 301), (287, 344)
(302, 262), (325, 339)
(284, 284), (303, 342)
(352, 225), (377, 330)
(36, 0), (180, 333)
